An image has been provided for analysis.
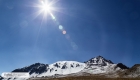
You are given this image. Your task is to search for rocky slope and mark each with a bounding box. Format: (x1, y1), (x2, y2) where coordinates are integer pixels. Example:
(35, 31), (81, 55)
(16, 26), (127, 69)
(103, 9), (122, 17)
(120, 64), (140, 78)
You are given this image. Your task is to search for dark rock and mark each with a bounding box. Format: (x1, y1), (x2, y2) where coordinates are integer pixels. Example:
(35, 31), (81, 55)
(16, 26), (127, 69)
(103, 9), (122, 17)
(12, 63), (49, 75)
(117, 63), (129, 69)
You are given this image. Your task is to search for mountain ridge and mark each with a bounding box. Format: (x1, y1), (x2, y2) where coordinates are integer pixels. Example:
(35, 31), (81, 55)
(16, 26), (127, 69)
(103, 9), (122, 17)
(11, 56), (129, 78)
(1, 55), (139, 80)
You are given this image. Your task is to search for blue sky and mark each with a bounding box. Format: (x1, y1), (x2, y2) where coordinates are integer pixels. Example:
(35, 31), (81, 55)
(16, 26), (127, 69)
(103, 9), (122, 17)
(0, 0), (140, 74)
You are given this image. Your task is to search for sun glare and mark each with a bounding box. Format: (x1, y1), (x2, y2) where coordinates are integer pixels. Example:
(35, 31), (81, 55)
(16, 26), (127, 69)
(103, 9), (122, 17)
(37, 0), (55, 17)
(41, 4), (52, 12)
(32, 0), (59, 20)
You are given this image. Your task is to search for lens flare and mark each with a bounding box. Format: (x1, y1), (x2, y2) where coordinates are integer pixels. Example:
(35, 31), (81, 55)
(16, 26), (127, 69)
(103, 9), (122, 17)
(62, 30), (66, 34)
(59, 25), (63, 30)
(50, 13), (56, 20)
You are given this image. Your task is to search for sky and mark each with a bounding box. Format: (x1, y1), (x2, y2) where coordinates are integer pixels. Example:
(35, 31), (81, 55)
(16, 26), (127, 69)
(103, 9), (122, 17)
(0, 0), (140, 74)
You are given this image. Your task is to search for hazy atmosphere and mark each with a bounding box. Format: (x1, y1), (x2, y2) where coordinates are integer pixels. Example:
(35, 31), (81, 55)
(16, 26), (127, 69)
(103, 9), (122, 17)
(0, 0), (140, 74)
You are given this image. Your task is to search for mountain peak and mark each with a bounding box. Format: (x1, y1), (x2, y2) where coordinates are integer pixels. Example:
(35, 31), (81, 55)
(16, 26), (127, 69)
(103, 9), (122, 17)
(96, 55), (103, 58)
(85, 55), (114, 66)
(116, 63), (129, 69)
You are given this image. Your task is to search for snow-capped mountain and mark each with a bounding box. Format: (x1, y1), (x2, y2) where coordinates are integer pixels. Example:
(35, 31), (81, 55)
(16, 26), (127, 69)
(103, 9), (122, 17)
(12, 61), (85, 77)
(82, 56), (128, 75)
(85, 56), (114, 66)
(10, 56), (129, 78)
(38, 61), (85, 77)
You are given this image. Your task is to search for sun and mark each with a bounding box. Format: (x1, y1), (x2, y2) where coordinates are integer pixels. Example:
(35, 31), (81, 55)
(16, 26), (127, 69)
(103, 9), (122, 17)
(32, 0), (58, 21)
(41, 4), (51, 12)
(31, 0), (56, 22)
(40, 0), (53, 13)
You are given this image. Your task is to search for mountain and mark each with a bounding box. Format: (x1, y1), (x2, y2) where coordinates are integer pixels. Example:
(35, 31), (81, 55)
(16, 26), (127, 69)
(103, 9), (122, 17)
(116, 63), (129, 69)
(12, 61), (85, 77)
(120, 64), (140, 78)
(0, 76), (4, 80)
(38, 61), (85, 77)
(82, 56), (128, 75)
(2, 55), (139, 80)
(11, 56), (129, 78)
(84, 56), (114, 66)
(12, 63), (49, 75)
